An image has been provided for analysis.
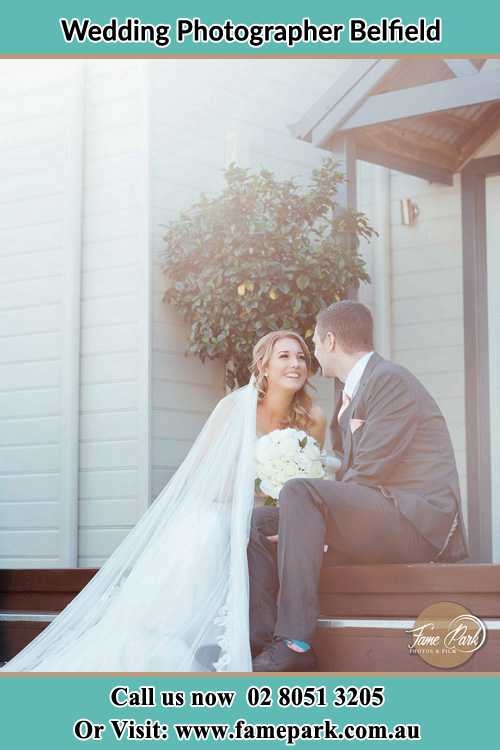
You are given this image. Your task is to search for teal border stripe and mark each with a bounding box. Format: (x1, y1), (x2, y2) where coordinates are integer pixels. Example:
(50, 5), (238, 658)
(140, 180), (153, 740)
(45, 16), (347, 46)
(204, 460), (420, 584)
(0, 675), (498, 748)
(1, 1), (499, 55)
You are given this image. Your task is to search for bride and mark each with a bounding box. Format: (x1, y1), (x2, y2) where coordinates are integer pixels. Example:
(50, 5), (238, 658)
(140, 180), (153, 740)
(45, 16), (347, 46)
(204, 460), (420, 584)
(2, 330), (325, 672)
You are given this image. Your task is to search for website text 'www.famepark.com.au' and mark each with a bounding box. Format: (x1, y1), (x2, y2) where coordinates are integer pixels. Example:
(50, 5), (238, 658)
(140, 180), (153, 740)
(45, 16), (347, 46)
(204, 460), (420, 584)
(74, 717), (421, 744)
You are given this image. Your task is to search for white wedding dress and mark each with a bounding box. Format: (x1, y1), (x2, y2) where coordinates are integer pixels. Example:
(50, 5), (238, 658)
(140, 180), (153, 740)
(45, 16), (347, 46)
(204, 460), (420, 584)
(2, 379), (258, 672)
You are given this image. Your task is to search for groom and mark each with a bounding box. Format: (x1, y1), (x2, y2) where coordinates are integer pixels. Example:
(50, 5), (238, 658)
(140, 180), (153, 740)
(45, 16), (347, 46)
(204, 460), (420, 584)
(249, 300), (470, 671)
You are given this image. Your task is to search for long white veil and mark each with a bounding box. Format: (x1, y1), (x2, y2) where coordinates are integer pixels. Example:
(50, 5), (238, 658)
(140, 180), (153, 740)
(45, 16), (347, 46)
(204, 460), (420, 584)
(2, 379), (257, 672)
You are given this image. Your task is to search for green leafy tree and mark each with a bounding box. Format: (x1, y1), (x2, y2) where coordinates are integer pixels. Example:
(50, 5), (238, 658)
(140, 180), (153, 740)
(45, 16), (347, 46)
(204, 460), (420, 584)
(159, 156), (376, 390)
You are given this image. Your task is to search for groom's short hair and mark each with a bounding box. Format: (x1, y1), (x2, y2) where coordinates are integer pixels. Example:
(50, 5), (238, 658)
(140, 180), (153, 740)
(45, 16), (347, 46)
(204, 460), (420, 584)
(316, 301), (374, 353)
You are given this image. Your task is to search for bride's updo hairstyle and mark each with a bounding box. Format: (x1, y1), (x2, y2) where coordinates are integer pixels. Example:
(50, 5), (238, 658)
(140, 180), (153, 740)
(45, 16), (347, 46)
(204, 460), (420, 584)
(250, 330), (314, 431)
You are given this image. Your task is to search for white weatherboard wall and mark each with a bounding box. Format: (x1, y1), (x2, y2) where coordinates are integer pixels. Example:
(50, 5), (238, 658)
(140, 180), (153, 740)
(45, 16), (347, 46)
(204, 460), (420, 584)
(389, 171), (467, 523)
(78, 61), (151, 567)
(486, 176), (500, 562)
(476, 125), (500, 560)
(355, 160), (468, 525)
(0, 61), (83, 567)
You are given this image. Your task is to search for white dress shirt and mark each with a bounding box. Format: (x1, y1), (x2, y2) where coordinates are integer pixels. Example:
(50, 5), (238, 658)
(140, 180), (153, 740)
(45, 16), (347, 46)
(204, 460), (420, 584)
(343, 351), (374, 401)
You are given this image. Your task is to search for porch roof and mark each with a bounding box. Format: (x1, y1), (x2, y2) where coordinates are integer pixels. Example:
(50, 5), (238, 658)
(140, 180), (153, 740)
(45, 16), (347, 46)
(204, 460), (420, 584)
(290, 59), (500, 185)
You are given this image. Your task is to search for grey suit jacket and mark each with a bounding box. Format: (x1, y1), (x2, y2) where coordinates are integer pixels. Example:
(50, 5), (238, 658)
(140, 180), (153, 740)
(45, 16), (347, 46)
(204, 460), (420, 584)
(330, 353), (470, 562)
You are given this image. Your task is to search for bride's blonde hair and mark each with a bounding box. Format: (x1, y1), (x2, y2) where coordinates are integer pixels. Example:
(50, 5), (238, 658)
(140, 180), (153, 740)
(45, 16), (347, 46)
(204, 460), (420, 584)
(250, 330), (314, 431)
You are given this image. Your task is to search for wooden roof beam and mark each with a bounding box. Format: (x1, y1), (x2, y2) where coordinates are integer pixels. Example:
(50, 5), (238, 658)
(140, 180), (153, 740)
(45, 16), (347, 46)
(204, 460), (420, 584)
(456, 102), (500, 170)
(420, 110), (475, 135)
(355, 142), (454, 185)
(382, 123), (460, 163)
(289, 59), (379, 141)
(308, 60), (398, 145)
(338, 67), (500, 132)
(364, 128), (457, 172)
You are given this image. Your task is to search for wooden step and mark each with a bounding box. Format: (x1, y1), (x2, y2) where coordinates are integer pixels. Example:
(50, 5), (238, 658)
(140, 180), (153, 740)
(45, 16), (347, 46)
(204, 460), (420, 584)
(316, 562), (500, 671)
(319, 562), (500, 618)
(0, 568), (96, 612)
(1, 565), (500, 670)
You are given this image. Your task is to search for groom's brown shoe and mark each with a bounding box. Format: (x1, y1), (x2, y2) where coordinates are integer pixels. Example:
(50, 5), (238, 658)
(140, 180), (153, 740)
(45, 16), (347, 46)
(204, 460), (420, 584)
(252, 639), (317, 672)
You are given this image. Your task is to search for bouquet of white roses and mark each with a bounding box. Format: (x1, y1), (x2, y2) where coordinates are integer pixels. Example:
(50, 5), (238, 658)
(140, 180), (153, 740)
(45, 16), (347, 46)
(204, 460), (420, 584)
(255, 427), (326, 507)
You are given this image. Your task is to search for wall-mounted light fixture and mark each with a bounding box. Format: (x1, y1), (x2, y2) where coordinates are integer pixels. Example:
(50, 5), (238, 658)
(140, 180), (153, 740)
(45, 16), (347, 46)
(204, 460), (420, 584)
(400, 198), (420, 226)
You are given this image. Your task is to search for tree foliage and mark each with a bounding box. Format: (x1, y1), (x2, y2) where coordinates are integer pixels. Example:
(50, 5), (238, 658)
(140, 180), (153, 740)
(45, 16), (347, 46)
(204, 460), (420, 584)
(159, 156), (376, 389)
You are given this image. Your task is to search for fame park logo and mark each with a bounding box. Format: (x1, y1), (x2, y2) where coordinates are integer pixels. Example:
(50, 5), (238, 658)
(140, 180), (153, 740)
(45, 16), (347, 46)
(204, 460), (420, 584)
(406, 601), (487, 668)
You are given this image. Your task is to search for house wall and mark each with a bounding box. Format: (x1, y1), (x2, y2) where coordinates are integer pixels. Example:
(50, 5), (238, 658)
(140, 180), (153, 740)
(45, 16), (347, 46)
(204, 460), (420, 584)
(77, 61), (152, 566)
(390, 172), (467, 521)
(0, 62), (83, 567)
(478, 126), (500, 561)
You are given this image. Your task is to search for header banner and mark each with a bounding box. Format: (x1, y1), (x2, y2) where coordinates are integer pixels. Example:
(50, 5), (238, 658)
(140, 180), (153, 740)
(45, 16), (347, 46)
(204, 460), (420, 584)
(0, 1), (498, 55)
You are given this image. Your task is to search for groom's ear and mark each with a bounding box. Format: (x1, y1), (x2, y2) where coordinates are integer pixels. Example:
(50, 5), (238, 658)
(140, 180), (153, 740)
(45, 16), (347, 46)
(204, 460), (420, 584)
(327, 332), (336, 352)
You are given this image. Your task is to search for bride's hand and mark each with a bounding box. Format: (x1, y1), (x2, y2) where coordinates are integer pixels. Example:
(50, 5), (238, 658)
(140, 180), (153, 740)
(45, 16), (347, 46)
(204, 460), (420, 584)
(266, 534), (278, 543)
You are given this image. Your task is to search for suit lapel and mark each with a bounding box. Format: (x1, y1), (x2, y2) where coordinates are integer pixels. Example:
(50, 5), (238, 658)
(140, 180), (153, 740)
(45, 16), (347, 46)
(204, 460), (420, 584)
(338, 353), (384, 477)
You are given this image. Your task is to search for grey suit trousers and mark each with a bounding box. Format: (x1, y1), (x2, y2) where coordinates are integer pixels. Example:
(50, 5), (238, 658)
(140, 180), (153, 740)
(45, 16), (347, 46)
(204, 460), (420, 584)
(247, 477), (437, 650)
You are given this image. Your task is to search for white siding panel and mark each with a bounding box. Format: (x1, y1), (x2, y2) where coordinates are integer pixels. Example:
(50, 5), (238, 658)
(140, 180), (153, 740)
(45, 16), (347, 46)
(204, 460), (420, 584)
(1, 501), (59, 528)
(0, 221), (62, 256)
(0, 388), (60, 419)
(393, 294), (462, 325)
(0, 115), (66, 152)
(393, 320), (464, 351)
(77, 60), (150, 563)
(152, 410), (209, 441)
(81, 265), (138, 300)
(81, 295), (138, 327)
(81, 353), (138, 385)
(1, 250), (62, 283)
(1, 143), (64, 181)
(0, 194), (63, 229)
(0, 304), (61, 337)
(80, 411), (137, 442)
(152, 467), (176, 498)
(80, 441), (138, 470)
(0, 445), (59, 474)
(80, 324), (139, 356)
(0, 473), (59, 502)
(392, 244), (463, 274)
(79, 469), (138, 500)
(0, 169), (64, 204)
(392, 268), (463, 300)
(389, 170), (468, 528)
(152, 438), (195, 469)
(393, 346), (464, 375)
(80, 382), (138, 412)
(153, 352), (221, 386)
(0, 332), (61, 363)
(78, 528), (129, 560)
(0, 530), (59, 558)
(0, 61), (80, 567)
(0, 361), (60, 390)
(0, 417), (60, 446)
(82, 236), (140, 271)
(0, 276), (63, 309)
(79, 499), (138, 528)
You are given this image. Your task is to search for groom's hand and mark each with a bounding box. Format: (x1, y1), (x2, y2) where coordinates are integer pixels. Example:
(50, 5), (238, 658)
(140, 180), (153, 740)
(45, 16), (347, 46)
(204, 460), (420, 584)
(266, 534), (279, 543)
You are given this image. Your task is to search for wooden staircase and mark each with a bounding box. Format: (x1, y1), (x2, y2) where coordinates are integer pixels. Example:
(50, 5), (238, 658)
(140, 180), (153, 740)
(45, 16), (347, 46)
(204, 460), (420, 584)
(1, 564), (499, 670)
